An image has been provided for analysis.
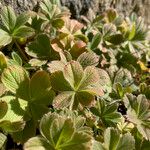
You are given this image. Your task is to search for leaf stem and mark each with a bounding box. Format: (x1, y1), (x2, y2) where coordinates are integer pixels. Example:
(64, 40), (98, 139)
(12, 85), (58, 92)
(14, 40), (28, 62)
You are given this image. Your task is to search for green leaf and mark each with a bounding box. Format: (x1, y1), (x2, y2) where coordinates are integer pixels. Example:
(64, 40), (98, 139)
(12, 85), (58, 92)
(124, 94), (150, 141)
(0, 96), (27, 132)
(0, 100), (8, 120)
(30, 71), (55, 119)
(0, 29), (12, 46)
(24, 112), (92, 150)
(52, 18), (64, 29)
(59, 109), (86, 130)
(106, 34), (124, 45)
(1, 6), (16, 31)
(59, 131), (92, 150)
(90, 99), (122, 126)
(15, 13), (30, 29)
(1, 65), (30, 100)
(11, 52), (22, 66)
(75, 91), (94, 107)
(53, 92), (74, 108)
(40, 0), (67, 30)
(29, 16), (44, 34)
(2, 65), (54, 121)
(48, 60), (65, 73)
(63, 61), (83, 88)
(115, 83), (124, 98)
(26, 34), (54, 59)
(113, 68), (133, 88)
(141, 140), (150, 150)
(97, 128), (135, 150)
(78, 66), (99, 90)
(90, 33), (101, 50)
(77, 52), (99, 69)
(54, 118), (74, 148)
(0, 6), (33, 48)
(1, 66), (29, 95)
(0, 82), (6, 97)
(98, 69), (112, 93)
(29, 59), (47, 67)
(139, 83), (150, 99)
(92, 140), (104, 150)
(29, 103), (48, 121)
(40, 0), (54, 15)
(50, 71), (73, 91)
(51, 61), (103, 109)
(24, 136), (51, 150)
(0, 52), (7, 71)
(13, 26), (34, 38)
(30, 71), (54, 104)
(128, 23), (136, 40)
(69, 41), (87, 59)
(0, 133), (6, 149)
(29, 71), (55, 120)
(11, 119), (36, 144)
(106, 9), (117, 22)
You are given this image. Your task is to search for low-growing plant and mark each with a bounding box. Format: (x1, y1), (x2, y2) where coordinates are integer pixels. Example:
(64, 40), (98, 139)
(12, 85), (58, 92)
(0, 0), (150, 149)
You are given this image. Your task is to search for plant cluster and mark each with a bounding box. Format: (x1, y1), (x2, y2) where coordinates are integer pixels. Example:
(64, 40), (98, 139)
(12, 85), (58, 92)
(0, 0), (150, 149)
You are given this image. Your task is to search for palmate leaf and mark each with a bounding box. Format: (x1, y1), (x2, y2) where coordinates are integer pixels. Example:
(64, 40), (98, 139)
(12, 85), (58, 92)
(0, 6), (34, 47)
(40, 0), (66, 29)
(1, 65), (55, 120)
(48, 51), (99, 73)
(40, 0), (61, 16)
(50, 61), (103, 109)
(124, 94), (150, 141)
(24, 112), (92, 150)
(92, 128), (135, 150)
(90, 99), (122, 126)
(58, 18), (85, 47)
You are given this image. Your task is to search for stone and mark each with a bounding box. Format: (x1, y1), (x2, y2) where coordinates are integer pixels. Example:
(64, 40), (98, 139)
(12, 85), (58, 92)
(0, 0), (149, 26)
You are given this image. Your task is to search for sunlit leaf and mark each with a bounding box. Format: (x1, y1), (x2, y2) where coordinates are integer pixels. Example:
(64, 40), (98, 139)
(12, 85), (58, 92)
(124, 94), (150, 141)
(0, 96), (27, 132)
(0, 133), (7, 149)
(92, 128), (135, 150)
(24, 112), (92, 150)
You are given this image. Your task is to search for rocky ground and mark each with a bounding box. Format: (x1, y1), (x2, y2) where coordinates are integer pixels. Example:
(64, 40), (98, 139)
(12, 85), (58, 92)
(0, 0), (149, 26)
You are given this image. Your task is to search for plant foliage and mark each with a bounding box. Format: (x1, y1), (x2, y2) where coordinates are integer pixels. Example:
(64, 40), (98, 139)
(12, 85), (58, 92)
(0, 0), (149, 149)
